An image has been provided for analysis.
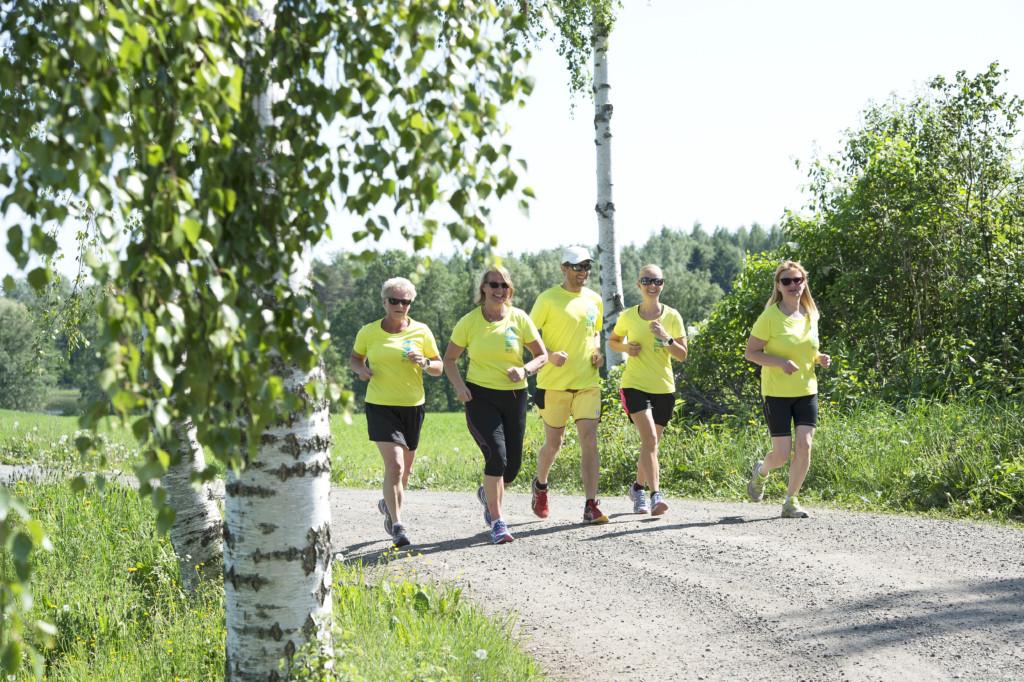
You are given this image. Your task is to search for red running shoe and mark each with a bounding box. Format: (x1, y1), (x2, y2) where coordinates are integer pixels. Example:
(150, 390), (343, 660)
(531, 478), (550, 518)
(583, 499), (609, 524)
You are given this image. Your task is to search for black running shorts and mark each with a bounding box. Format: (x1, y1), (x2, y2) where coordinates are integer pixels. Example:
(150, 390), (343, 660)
(619, 388), (676, 427)
(365, 403), (426, 450)
(762, 394), (818, 438)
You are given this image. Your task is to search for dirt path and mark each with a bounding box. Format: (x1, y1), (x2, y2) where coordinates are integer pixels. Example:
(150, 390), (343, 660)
(331, 488), (1024, 681)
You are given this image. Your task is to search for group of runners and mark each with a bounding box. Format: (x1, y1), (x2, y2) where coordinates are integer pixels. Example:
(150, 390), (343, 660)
(350, 247), (829, 547)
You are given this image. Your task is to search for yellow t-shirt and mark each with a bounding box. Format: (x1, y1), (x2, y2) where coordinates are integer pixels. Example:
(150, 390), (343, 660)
(450, 306), (539, 390)
(530, 285), (603, 391)
(612, 305), (686, 394)
(750, 304), (820, 397)
(353, 319), (440, 406)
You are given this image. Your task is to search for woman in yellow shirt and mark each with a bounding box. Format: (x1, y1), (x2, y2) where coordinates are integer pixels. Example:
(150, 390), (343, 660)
(443, 266), (547, 544)
(350, 277), (443, 548)
(744, 260), (831, 519)
(609, 264), (688, 517)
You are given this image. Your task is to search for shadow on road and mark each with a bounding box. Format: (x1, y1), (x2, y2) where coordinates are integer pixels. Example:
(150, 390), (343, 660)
(339, 513), (784, 563)
(581, 514), (781, 541)
(781, 577), (1024, 655)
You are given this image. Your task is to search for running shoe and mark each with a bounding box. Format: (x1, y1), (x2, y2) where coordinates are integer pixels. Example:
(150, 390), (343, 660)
(531, 477), (550, 518)
(391, 523), (411, 548)
(650, 491), (669, 516)
(476, 485), (492, 526)
(781, 497), (810, 518)
(747, 459), (766, 502)
(377, 498), (394, 535)
(490, 518), (514, 544)
(627, 484), (650, 514)
(583, 499), (609, 524)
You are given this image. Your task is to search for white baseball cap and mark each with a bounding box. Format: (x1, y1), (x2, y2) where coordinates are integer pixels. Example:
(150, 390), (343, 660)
(561, 245), (593, 265)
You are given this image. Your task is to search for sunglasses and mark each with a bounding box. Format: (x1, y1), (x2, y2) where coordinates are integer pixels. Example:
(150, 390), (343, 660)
(566, 262), (592, 272)
(639, 277), (665, 286)
(486, 281), (510, 289)
(387, 297), (413, 306)
(779, 277), (805, 286)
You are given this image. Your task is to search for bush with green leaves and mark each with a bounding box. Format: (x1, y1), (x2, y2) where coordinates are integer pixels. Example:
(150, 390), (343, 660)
(0, 299), (55, 412)
(788, 63), (1024, 400)
(674, 251), (785, 418)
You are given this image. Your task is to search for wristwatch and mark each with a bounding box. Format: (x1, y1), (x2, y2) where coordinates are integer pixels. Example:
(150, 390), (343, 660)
(665, 337), (675, 346)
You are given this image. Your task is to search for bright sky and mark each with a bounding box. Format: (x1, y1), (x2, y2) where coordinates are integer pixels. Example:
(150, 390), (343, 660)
(4, 0), (1024, 278)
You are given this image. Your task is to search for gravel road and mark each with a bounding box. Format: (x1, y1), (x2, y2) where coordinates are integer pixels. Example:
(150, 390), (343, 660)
(331, 488), (1024, 681)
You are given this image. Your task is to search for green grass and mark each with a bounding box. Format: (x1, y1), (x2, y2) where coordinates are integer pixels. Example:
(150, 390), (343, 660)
(0, 409), (136, 472)
(331, 412), (545, 491)
(589, 396), (1024, 521)
(41, 389), (80, 417)
(5, 397), (1022, 521)
(6, 479), (542, 681)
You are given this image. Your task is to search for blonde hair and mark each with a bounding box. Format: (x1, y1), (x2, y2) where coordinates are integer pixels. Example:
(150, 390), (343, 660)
(474, 266), (514, 306)
(638, 263), (663, 280)
(381, 277), (416, 301)
(766, 260), (818, 319)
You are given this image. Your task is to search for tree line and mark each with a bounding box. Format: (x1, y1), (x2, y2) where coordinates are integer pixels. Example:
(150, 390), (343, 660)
(0, 222), (784, 413)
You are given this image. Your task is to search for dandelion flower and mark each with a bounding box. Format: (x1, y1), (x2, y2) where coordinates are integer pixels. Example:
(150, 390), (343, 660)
(474, 649), (487, 660)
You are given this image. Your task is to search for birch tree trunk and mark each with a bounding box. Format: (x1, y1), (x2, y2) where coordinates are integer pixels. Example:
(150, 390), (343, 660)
(593, 21), (625, 367)
(162, 419), (223, 592)
(222, 2), (334, 678)
(223, 361), (333, 680)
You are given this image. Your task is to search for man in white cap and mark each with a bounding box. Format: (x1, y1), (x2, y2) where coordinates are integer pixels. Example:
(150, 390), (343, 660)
(528, 245), (608, 524)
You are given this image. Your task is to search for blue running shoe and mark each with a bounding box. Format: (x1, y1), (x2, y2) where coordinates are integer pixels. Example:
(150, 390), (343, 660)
(476, 485), (492, 526)
(490, 518), (514, 544)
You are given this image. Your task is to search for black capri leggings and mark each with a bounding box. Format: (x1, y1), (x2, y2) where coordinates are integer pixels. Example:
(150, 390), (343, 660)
(464, 382), (528, 483)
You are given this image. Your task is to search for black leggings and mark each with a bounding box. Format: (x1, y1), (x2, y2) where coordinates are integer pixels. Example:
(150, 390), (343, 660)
(464, 382), (528, 483)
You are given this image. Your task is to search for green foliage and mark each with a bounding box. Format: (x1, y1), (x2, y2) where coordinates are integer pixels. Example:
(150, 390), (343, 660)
(5, 480), (223, 680)
(293, 561), (543, 681)
(511, 0), (621, 96)
(0, 487), (54, 678)
(0, 299), (55, 412)
(788, 63), (1024, 400)
(675, 251), (786, 417)
(1, 0), (535, 478)
(6, 476), (541, 680)
(590, 397), (1024, 521)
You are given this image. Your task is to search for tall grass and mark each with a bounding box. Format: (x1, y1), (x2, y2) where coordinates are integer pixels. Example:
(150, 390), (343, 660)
(4, 479), (542, 680)
(586, 397), (1024, 520)
(5, 397), (1022, 521)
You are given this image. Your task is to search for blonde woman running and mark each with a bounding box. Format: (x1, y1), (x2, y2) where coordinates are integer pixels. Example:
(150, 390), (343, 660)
(744, 260), (831, 518)
(443, 266), (547, 544)
(350, 277), (442, 547)
(609, 264), (688, 516)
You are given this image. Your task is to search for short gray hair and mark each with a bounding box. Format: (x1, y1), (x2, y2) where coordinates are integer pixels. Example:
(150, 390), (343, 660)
(381, 277), (416, 300)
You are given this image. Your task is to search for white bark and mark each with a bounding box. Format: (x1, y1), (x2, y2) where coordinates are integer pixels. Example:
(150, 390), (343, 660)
(593, 24), (625, 367)
(163, 419), (223, 592)
(223, 2), (334, 678)
(223, 363), (333, 681)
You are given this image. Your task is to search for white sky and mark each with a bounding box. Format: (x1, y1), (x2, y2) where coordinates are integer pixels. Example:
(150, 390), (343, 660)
(4, 0), (1024, 278)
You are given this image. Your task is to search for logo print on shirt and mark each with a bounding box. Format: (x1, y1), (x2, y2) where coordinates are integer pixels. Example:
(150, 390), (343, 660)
(586, 306), (598, 333)
(504, 326), (519, 353)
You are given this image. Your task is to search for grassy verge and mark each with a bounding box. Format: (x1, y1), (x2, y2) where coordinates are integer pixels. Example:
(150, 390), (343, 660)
(0, 409), (136, 472)
(589, 396), (1024, 521)
(6, 479), (542, 681)
(5, 396), (1022, 521)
